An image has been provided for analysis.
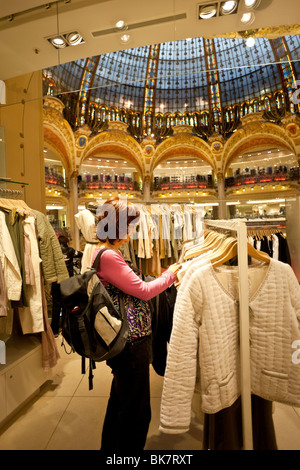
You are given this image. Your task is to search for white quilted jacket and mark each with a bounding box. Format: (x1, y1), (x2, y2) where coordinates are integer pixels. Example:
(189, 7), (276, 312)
(159, 258), (300, 434)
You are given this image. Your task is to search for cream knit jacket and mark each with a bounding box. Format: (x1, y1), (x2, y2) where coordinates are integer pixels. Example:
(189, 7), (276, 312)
(160, 258), (300, 434)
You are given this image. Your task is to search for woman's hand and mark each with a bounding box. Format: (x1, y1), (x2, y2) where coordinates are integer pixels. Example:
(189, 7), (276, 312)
(167, 263), (182, 277)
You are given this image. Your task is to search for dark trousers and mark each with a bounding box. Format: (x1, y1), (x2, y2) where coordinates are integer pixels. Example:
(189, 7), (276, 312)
(203, 394), (277, 450)
(101, 335), (152, 453)
(50, 282), (62, 335)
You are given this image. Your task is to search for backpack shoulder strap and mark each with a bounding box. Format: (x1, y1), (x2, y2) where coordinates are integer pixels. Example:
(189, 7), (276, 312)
(91, 247), (112, 270)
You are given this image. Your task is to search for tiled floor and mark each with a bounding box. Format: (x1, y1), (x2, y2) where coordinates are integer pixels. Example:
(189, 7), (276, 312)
(0, 335), (299, 451)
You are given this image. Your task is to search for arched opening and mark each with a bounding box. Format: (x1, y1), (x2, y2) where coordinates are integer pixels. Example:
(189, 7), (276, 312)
(153, 155), (214, 193)
(44, 145), (70, 237)
(78, 153), (143, 206)
(225, 145), (299, 218)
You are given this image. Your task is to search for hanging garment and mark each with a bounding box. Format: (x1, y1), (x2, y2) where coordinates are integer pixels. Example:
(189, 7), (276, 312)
(74, 208), (99, 273)
(22, 223), (35, 286)
(160, 258), (300, 434)
(18, 216), (44, 334)
(202, 394), (277, 450)
(272, 234), (279, 260)
(277, 232), (291, 265)
(151, 283), (177, 376)
(32, 210), (68, 283)
(4, 210), (29, 308)
(0, 260), (8, 317)
(40, 275), (60, 370)
(0, 211), (22, 303)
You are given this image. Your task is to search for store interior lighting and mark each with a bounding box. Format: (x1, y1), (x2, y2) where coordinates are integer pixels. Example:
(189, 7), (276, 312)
(198, 1), (240, 19)
(47, 31), (85, 49)
(120, 33), (131, 43)
(115, 20), (128, 30)
(199, 4), (218, 19)
(240, 11), (255, 24)
(246, 36), (256, 47)
(220, 1), (238, 15)
(244, 0), (261, 8)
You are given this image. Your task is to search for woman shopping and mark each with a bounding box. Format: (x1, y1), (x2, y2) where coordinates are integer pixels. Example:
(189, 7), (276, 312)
(92, 197), (181, 452)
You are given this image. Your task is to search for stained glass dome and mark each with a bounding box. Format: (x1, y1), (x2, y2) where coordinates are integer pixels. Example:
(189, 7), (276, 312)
(43, 34), (300, 136)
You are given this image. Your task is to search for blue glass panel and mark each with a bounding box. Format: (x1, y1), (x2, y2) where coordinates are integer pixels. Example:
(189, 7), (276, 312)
(215, 37), (282, 106)
(155, 37), (209, 113)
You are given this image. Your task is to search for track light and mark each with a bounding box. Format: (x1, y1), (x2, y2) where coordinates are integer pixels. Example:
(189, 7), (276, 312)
(115, 20), (128, 31)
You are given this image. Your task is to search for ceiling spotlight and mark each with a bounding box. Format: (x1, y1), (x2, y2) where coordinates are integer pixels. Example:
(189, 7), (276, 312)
(115, 20), (128, 30)
(48, 36), (67, 49)
(66, 31), (84, 46)
(246, 37), (256, 47)
(47, 30), (85, 49)
(220, 1), (238, 15)
(244, 0), (261, 8)
(120, 33), (130, 43)
(241, 11), (255, 24)
(199, 4), (217, 19)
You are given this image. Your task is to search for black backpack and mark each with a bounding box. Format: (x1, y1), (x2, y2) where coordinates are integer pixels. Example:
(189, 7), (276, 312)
(59, 248), (129, 389)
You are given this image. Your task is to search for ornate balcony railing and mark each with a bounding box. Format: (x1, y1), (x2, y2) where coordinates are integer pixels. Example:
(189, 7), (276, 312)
(225, 167), (300, 188)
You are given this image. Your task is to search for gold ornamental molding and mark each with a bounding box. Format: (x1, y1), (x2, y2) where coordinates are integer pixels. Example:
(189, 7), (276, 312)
(151, 131), (217, 175)
(211, 23), (300, 40)
(43, 98), (76, 175)
(79, 129), (144, 177)
(222, 114), (297, 172)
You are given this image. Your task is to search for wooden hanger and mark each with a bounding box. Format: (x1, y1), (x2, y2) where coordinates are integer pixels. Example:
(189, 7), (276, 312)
(211, 239), (270, 267)
(184, 230), (224, 260)
(0, 198), (32, 215)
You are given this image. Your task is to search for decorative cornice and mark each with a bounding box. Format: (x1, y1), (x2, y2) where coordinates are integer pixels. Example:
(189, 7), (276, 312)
(210, 24), (300, 40)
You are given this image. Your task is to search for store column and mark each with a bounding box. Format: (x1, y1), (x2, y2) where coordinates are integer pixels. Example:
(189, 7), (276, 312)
(217, 172), (227, 219)
(69, 172), (80, 250)
(0, 71), (45, 212)
(143, 176), (151, 203)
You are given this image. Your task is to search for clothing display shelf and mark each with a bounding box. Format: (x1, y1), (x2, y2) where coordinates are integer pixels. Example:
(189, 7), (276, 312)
(203, 219), (253, 450)
(0, 178), (28, 198)
(245, 218), (286, 230)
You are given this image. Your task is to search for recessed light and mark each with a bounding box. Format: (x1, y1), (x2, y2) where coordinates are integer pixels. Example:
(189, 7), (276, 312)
(244, 0), (261, 8)
(220, 1), (238, 15)
(120, 33), (130, 43)
(241, 12), (255, 24)
(199, 4), (217, 19)
(46, 30), (85, 49)
(67, 31), (84, 46)
(48, 36), (67, 49)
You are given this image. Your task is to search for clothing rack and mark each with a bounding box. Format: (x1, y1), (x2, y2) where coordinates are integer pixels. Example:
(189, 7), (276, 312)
(204, 219), (253, 450)
(0, 188), (23, 198)
(245, 218), (286, 230)
(0, 177), (28, 198)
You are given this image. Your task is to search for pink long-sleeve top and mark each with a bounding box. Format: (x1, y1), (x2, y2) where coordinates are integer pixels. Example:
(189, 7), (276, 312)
(92, 247), (176, 301)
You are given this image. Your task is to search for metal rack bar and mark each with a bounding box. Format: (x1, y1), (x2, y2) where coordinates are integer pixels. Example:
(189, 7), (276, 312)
(204, 219), (253, 450)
